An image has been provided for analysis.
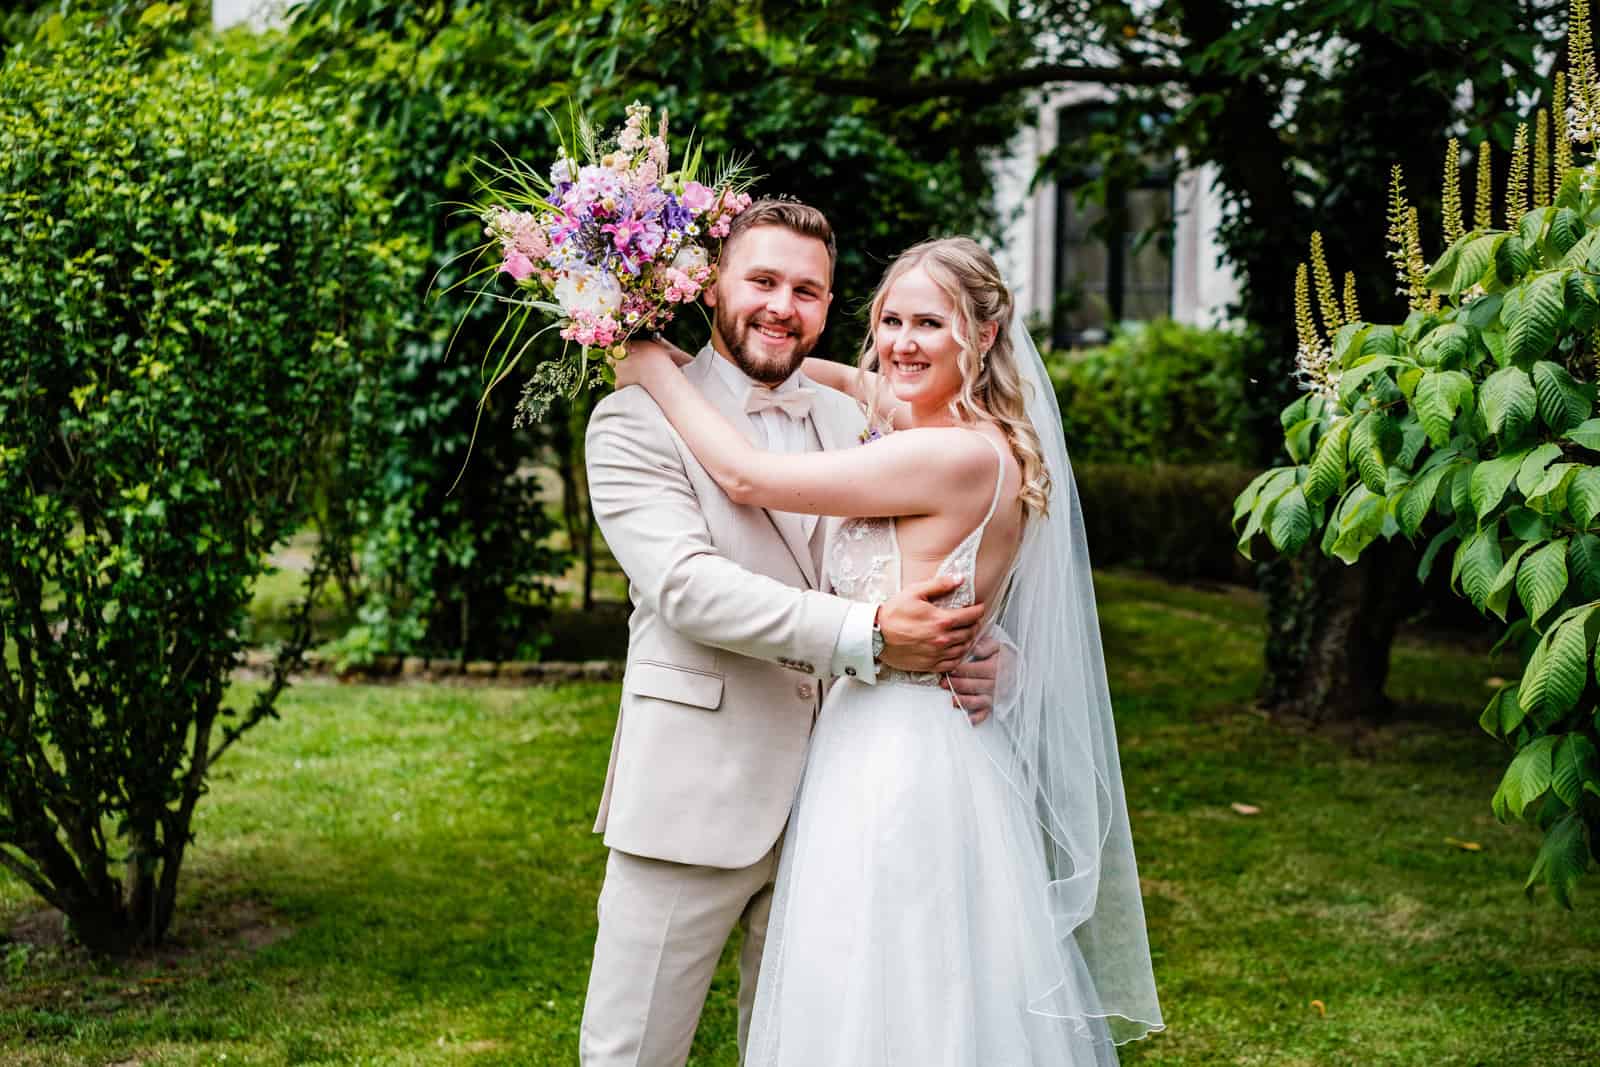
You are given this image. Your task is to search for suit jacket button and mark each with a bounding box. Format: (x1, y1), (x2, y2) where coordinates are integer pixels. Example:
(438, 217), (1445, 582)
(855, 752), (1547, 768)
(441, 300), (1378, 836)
(797, 683), (814, 700)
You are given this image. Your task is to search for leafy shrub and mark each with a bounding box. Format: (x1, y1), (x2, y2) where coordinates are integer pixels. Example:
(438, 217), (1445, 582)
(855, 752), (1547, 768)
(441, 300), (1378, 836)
(0, 31), (406, 952)
(1049, 319), (1260, 465)
(1234, 47), (1600, 902)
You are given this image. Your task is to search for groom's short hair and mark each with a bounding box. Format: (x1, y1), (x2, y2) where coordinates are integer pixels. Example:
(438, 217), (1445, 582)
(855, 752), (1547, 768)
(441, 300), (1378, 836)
(723, 199), (837, 282)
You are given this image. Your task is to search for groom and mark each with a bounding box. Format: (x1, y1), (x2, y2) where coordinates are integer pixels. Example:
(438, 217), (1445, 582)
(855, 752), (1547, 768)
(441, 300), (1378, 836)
(579, 200), (1000, 1066)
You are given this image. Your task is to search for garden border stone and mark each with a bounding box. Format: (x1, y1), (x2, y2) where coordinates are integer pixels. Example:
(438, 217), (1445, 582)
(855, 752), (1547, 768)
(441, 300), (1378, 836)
(234, 650), (623, 686)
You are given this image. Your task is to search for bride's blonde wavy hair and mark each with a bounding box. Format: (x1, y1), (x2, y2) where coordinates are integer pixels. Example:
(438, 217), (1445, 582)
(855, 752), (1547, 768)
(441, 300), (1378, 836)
(857, 236), (1052, 516)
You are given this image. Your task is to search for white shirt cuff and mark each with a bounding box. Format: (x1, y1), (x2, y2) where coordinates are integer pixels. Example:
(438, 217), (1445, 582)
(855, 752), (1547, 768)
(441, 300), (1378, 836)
(830, 600), (879, 684)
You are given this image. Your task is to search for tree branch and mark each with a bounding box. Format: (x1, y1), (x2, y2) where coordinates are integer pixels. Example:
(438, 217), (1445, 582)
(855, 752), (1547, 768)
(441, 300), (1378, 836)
(811, 62), (1195, 103)
(0, 846), (66, 914)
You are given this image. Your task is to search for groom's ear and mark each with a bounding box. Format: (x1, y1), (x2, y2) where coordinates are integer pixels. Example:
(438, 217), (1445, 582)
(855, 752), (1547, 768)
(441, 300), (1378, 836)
(702, 283), (719, 309)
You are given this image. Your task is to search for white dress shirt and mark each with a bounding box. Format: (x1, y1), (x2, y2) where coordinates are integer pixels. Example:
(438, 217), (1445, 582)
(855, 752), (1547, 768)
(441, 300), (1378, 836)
(705, 349), (878, 683)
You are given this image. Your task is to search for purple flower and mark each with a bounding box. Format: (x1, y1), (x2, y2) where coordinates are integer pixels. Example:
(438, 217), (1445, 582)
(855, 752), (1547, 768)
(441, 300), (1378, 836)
(662, 196), (692, 232)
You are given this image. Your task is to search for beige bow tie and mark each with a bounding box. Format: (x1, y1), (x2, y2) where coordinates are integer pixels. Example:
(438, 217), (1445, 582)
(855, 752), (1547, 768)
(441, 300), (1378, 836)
(744, 386), (816, 418)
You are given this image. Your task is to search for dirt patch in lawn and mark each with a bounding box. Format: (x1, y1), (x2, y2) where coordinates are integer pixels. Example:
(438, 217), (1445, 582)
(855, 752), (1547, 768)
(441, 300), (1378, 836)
(3, 893), (293, 993)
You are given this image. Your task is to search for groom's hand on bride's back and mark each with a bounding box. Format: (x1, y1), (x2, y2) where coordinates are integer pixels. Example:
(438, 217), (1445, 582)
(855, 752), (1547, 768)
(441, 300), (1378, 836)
(875, 575), (983, 675)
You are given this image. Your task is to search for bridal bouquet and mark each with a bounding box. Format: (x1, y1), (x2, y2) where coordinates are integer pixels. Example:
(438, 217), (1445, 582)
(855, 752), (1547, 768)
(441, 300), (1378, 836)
(459, 102), (756, 428)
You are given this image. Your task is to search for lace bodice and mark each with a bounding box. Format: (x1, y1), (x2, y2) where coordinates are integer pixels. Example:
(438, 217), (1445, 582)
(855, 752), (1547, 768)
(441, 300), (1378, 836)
(825, 434), (1008, 686)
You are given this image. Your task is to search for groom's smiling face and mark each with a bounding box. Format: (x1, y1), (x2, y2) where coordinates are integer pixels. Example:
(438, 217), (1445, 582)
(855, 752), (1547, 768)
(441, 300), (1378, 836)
(706, 225), (833, 386)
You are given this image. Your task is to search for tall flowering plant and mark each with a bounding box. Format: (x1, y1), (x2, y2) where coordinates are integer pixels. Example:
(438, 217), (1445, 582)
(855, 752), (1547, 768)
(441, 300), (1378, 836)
(454, 102), (755, 429)
(1234, 0), (1600, 906)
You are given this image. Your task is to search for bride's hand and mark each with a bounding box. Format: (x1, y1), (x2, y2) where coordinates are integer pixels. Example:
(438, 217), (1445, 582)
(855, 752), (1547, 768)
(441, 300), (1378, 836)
(612, 338), (677, 389)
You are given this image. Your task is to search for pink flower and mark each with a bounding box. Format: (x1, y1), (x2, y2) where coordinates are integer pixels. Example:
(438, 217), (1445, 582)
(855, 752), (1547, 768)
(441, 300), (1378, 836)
(502, 251), (535, 280)
(680, 182), (716, 213)
(708, 218), (731, 239)
(561, 309), (623, 348)
(602, 216), (646, 252)
(663, 267), (701, 303)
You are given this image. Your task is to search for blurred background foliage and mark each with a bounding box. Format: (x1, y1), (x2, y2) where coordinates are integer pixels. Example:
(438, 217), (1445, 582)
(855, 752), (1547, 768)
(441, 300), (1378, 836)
(1, 0), (1579, 686)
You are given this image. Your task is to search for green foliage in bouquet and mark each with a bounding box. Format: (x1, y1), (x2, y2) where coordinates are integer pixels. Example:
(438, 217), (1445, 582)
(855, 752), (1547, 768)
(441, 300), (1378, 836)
(1233, 3), (1600, 906)
(0, 31), (405, 952)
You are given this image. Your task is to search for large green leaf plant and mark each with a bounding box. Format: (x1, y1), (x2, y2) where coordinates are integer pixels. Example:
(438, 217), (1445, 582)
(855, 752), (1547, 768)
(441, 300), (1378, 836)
(1234, 7), (1600, 906)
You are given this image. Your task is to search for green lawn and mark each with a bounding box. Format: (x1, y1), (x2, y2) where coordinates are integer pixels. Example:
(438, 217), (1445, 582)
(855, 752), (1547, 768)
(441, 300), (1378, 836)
(3, 571), (1598, 1065)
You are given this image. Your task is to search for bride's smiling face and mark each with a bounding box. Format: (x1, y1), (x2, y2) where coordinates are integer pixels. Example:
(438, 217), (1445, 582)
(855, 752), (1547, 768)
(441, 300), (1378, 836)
(875, 267), (983, 411)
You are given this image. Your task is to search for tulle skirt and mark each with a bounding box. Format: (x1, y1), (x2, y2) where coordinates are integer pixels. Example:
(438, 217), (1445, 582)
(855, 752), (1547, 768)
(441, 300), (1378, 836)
(746, 676), (1120, 1067)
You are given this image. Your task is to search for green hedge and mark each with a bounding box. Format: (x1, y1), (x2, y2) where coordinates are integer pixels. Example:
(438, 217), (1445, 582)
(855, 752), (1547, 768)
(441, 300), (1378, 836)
(1049, 319), (1261, 465)
(1075, 463), (1260, 584)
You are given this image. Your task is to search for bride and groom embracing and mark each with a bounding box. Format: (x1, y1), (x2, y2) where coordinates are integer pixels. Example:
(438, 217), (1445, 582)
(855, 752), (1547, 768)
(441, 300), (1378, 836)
(579, 199), (1162, 1065)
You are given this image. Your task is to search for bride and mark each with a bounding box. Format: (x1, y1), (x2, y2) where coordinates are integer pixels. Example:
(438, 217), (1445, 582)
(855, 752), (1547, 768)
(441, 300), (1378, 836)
(615, 236), (1162, 1063)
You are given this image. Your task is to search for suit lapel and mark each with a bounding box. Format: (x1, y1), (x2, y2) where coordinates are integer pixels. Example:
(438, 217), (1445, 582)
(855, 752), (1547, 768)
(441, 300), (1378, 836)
(803, 371), (861, 454)
(689, 349), (820, 588)
(800, 376), (865, 591)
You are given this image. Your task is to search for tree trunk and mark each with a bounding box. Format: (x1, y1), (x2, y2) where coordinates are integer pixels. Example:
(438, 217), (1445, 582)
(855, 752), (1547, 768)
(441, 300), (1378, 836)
(1179, 4), (1456, 722)
(1258, 542), (1413, 724)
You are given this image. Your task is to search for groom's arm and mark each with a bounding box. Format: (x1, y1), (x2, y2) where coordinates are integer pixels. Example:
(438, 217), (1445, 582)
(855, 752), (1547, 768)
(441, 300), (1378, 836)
(587, 389), (872, 677)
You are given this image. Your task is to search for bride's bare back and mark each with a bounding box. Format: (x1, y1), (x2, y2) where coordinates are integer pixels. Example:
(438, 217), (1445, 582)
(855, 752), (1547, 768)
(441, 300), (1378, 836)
(889, 424), (1024, 610)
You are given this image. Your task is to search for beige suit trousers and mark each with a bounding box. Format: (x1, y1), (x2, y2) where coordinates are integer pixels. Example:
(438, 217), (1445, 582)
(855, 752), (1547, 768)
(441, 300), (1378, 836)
(579, 842), (781, 1067)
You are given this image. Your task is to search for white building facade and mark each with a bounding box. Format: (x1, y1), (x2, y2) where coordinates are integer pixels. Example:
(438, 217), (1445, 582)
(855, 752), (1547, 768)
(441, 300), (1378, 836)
(991, 89), (1241, 347)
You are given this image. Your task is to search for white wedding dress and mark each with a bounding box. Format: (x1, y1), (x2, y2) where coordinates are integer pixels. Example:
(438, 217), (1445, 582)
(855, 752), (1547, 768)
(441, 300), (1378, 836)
(746, 434), (1122, 1066)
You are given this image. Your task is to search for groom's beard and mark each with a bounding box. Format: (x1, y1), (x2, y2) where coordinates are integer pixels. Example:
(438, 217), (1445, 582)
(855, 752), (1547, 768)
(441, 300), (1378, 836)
(714, 304), (819, 385)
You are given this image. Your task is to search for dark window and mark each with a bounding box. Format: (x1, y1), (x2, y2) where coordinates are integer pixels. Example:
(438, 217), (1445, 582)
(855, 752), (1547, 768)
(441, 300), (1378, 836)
(1051, 110), (1175, 348)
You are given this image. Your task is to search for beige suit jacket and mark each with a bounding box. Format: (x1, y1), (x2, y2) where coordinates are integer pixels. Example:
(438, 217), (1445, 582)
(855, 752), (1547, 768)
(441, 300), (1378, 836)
(585, 348), (869, 869)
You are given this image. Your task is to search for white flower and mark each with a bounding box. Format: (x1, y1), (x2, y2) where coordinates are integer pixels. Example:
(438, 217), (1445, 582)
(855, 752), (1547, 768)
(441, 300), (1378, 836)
(670, 245), (709, 273)
(550, 155), (575, 184)
(554, 268), (623, 317)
